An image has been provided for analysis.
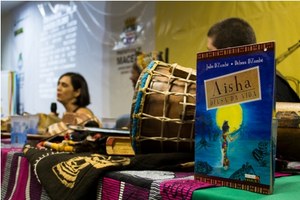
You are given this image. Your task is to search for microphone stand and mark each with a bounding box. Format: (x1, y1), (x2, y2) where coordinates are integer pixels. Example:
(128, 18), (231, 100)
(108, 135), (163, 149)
(275, 40), (300, 98)
(276, 40), (300, 65)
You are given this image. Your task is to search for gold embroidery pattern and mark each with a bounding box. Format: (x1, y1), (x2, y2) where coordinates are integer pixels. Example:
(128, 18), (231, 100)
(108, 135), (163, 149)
(52, 154), (130, 188)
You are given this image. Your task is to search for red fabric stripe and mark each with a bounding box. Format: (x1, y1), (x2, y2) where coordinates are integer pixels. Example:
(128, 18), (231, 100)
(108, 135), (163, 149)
(1, 148), (22, 184)
(10, 155), (29, 200)
(1, 148), (9, 184)
(122, 181), (149, 199)
(160, 177), (215, 200)
(101, 177), (121, 199)
(275, 172), (292, 178)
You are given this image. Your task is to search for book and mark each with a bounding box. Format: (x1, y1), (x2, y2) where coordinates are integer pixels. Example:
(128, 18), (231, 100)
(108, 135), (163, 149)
(67, 125), (134, 155)
(194, 42), (276, 194)
(276, 102), (300, 128)
(67, 125), (130, 136)
(275, 102), (300, 162)
(106, 136), (135, 156)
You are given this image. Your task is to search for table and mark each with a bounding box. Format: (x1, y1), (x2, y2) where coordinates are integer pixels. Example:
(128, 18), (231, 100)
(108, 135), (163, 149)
(1, 147), (299, 200)
(193, 175), (300, 200)
(1, 147), (51, 200)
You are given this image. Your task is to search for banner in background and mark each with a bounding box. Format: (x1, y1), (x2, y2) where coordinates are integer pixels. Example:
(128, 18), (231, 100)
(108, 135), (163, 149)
(14, 22), (25, 114)
(1, 71), (17, 117)
(2, 1), (155, 120)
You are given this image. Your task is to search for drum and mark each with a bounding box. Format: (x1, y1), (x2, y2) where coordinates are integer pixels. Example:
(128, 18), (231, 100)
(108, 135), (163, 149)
(130, 60), (196, 154)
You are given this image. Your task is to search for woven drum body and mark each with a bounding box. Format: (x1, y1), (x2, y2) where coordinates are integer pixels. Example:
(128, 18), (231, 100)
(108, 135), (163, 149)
(130, 61), (196, 154)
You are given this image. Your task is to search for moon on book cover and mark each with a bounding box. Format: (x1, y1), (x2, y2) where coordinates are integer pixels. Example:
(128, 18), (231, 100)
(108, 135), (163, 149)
(216, 104), (243, 133)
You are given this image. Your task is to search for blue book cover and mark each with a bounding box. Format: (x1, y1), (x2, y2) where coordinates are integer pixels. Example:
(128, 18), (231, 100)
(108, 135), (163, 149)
(194, 42), (276, 194)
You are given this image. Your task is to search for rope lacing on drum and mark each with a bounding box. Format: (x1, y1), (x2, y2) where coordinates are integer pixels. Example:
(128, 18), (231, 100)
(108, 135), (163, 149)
(131, 60), (196, 153)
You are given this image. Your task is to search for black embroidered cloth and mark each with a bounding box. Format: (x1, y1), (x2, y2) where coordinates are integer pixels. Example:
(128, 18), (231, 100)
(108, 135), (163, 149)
(23, 145), (194, 200)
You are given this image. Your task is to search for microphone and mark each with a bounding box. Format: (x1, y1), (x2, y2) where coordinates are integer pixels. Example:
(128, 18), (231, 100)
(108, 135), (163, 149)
(50, 102), (58, 116)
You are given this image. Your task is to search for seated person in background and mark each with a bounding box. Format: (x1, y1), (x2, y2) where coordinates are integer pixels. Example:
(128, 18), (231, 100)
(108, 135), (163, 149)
(56, 72), (102, 128)
(130, 62), (143, 89)
(116, 50), (164, 129)
(130, 50), (164, 88)
(207, 17), (300, 102)
(275, 73), (300, 102)
(206, 17), (256, 51)
(37, 72), (102, 150)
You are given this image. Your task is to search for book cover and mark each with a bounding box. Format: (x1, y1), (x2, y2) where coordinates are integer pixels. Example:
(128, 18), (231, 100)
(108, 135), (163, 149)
(194, 42), (276, 194)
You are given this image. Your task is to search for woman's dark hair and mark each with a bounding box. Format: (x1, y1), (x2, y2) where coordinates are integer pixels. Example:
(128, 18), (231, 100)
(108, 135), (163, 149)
(58, 72), (90, 107)
(207, 17), (257, 49)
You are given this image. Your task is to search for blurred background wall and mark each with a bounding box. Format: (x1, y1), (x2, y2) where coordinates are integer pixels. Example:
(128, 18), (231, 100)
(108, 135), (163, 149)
(1, 1), (156, 124)
(1, 1), (299, 123)
(156, 1), (300, 85)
